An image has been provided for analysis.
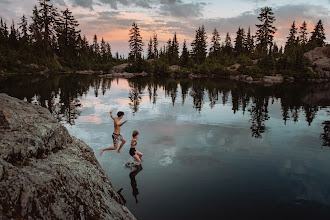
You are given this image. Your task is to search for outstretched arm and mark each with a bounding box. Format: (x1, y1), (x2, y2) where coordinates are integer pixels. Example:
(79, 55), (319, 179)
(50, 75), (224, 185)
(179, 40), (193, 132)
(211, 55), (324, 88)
(110, 110), (115, 120)
(119, 120), (128, 127)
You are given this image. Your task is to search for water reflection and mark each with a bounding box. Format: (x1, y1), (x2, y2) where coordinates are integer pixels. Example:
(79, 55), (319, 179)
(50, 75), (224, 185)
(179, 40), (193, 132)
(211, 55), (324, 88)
(321, 121), (330, 147)
(0, 75), (329, 139)
(129, 165), (143, 204)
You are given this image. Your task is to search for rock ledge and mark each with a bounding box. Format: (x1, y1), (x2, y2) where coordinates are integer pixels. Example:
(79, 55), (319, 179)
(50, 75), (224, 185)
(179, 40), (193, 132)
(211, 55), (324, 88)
(0, 93), (136, 220)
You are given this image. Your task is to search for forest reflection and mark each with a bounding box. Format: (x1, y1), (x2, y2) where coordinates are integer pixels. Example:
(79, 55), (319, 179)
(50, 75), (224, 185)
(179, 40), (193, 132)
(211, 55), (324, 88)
(0, 75), (329, 141)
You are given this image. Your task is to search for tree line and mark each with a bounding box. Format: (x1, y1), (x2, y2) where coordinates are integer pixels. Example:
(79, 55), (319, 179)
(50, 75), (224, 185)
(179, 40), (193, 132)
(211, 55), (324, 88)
(0, 2), (327, 77)
(0, 0), (124, 73)
(127, 7), (327, 78)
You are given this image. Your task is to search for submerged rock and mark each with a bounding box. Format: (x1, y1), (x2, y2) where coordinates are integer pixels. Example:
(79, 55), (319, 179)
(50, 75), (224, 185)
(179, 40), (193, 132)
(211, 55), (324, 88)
(0, 94), (136, 220)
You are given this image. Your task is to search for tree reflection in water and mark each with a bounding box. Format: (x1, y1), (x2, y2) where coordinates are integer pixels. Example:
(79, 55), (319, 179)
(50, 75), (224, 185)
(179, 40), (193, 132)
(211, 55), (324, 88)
(321, 121), (330, 147)
(1, 75), (329, 140)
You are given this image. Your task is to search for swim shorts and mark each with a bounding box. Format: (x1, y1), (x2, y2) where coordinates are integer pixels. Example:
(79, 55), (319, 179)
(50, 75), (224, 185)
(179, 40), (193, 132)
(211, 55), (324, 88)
(129, 148), (136, 156)
(112, 133), (123, 145)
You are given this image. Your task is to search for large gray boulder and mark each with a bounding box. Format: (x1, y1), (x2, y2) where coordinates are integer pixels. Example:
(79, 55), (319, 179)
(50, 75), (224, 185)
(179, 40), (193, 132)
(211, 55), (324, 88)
(304, 47), (330, 78)
(0, 94), (136, 220)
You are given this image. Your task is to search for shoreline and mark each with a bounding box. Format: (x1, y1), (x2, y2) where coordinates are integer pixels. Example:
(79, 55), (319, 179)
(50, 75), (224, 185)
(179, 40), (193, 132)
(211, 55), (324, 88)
(1, 70), (329, 85)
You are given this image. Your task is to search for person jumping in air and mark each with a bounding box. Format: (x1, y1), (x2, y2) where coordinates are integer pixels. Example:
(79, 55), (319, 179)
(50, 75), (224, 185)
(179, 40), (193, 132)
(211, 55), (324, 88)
(130, 130), (143, 163)
(100, 110), (127, 155)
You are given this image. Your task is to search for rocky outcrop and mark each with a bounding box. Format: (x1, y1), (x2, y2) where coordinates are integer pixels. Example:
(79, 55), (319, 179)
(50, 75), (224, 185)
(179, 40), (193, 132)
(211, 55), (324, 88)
(102, 71), (148, 78)
(227, 63), (241, 72)
(304, 47), (330, 78)
(110, 64), (129, 74)
(230, 75), (254, 83)
(76, 70), (96, 75)
(262, 74), (283, 85)
(0, 94), (136, 220)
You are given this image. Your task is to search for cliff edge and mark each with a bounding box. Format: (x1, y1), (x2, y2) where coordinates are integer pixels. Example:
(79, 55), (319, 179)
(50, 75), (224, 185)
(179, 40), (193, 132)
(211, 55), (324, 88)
(0, 93), (136, 220)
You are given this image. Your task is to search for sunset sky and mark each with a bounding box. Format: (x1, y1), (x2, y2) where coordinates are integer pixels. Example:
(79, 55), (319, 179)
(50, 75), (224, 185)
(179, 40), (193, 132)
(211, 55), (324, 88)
(0, 0), (329, 56)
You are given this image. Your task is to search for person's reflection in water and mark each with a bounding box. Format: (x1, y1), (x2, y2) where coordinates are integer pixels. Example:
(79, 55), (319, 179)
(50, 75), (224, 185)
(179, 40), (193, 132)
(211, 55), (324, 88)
(130, 164), (143, 204)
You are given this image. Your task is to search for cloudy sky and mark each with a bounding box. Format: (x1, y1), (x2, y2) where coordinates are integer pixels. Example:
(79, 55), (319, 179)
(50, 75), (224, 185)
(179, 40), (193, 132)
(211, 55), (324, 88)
(0, 0), (329, 56)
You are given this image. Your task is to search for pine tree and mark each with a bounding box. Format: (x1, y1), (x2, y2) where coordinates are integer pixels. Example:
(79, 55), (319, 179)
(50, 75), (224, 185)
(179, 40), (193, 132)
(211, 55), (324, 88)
(234, 27), (245, 55)
(224, 32), (232, 55)
(299, 21), (308, 46)
(56, 8), (80, 58)
(210, 28), (220, 57)
(245, 26), (254, 54)
(92, 34), (99, 55)
(9, 20), (18, 47)
(128, 22), (143, 60)
(153, 34), (158, 58)
(181, 39), (190, 67)
(255, 7), (277, 53)
(0, 18), (9, 43)
(100, 37), (107, 60)
(37, 0), (59, 51)
(310, 20), (326, 47)
(106, 42), (112, 62)
(18, 15), (29, 43)
(147, 37), (154, 59)
(285, 21), (297, 50)
(29, 6), (42, 45)
(191, 25), (207, 64)
(171, 32), (179, 64)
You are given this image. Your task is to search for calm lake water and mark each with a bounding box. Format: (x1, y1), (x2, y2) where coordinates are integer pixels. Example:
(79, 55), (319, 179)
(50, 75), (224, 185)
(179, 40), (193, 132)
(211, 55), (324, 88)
(1, 74), (330, 219)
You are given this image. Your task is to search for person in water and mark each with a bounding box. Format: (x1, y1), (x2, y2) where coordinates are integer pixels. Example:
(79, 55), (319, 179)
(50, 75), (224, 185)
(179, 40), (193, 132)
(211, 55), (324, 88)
(100, 110), (127, 155)
(130, 130), (143, 162)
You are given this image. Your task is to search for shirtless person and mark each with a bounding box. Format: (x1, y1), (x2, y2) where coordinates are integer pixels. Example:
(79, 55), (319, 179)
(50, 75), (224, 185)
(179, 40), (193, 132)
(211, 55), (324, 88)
(100, 110), (128, 155)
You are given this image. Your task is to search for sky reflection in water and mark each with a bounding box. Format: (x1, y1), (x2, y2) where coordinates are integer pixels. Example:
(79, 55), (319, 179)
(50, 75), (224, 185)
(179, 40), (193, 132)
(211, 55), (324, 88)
(1, 75), (330, 219)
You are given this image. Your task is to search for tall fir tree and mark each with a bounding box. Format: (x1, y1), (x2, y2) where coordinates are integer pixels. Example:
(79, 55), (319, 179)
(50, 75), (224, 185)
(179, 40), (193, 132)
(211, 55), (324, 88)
(191, 25), (207, 64)
(36, 0), (58, 51)
(224, 32), (232, 55)
(153, 34), (158, 58)
(299, 21), (308, 46)
(255, 7), (277, 53)
(181, 39), (190, 67)
(245, 26), (254, 54)
(56, 8), (80, 58)
(210, 28), (221, 57)
(128, 22), (143, 60)
(309, 20), (326, 47)
(234, 27), (245, 55)
(147, 36), (154, 59)
(100, 37), (107, 60)
(285, 21), (297, 50)
(92, 34), (99, 55)
(171, 32), (179, 64)
(18, 15), (29, 43)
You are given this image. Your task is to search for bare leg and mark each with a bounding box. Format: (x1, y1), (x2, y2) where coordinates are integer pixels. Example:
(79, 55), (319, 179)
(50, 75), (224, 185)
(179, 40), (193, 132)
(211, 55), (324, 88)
(133, 155), (141, 163)
(100, 143), (118, 155)
(117, 138), (126, 155)
(136, 150), (143, 159)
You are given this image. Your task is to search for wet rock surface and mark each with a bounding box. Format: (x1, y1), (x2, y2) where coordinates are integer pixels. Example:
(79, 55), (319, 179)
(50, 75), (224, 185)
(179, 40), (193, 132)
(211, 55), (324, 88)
(0, 93), (136, 220)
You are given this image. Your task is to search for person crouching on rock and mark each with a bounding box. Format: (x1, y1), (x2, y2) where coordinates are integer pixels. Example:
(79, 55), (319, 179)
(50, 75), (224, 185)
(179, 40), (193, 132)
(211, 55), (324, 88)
(100, 110), (127, 155)
(130, 130), (143, 163)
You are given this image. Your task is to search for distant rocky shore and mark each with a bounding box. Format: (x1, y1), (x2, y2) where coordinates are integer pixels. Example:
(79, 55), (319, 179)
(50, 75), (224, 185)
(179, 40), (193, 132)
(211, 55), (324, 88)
(0, 93), (136, 220)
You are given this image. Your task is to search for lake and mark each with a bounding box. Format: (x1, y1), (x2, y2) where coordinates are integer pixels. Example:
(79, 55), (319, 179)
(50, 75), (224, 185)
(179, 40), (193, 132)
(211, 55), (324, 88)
(1, 74), (330, 219)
